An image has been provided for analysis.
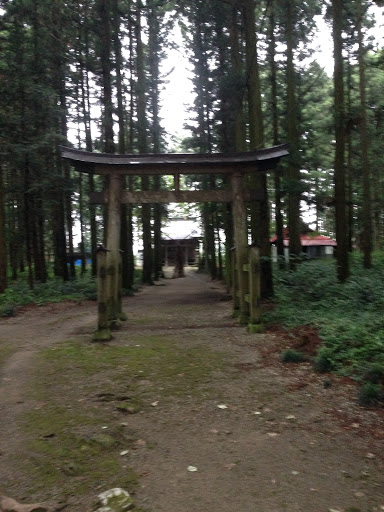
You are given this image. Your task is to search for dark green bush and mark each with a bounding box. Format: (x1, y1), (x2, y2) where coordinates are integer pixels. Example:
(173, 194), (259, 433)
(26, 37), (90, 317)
(358, 382), (382, 406)
(0, 304), (15, 318)
(363, 363), (384, 385)
(281, 349), (306, 363)
(314, 348), (334, 373)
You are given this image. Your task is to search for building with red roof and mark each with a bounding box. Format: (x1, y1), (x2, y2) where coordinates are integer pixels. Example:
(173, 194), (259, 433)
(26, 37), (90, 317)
(270, 229), (337, 260)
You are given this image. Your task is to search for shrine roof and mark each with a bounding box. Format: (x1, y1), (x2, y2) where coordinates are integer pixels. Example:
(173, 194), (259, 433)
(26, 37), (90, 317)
(59, 144), (289, 175)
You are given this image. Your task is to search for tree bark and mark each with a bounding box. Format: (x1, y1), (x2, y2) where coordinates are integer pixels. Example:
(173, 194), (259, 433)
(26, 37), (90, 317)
(148, 0), (163, 281)
(136, 3), (153, 285)
(357, 0), (372, 268)
(243, 0), (273, 298)
(285, 0), (302, 268)
(0, 161), (7, 293)
(268, 0), (285, 269)
(332, 0), (349, 282)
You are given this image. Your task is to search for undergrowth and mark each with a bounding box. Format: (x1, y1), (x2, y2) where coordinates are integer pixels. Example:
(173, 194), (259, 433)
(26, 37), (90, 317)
(0, 268), (142, 317)
(265, 253), (384, 402)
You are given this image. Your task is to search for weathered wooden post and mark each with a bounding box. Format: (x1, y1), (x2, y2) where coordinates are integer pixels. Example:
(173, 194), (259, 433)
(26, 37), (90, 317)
(230, 246), (239, 317)
(117, 250), (127, 322)
(231, 172), (249, 325)
(94, 246), (112, 341)
(248, 245), (263, 333)
(105, 174), (124, 330)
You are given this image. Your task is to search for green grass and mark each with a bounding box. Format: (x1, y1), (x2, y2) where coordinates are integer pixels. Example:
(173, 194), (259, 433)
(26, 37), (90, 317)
(264, 253), (384, 397)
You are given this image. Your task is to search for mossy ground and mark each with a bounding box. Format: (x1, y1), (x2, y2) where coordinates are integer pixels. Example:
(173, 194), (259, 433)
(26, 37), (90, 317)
(21, 333), (229, 504)
(0, 343), (17, 368)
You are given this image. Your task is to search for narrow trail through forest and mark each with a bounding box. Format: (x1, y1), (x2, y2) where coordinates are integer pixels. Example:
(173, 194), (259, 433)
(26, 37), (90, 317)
(0, 268), (383, 512)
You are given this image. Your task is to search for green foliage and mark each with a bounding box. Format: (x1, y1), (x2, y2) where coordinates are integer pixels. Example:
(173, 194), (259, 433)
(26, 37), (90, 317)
(314, 348), (334, 373)
(363, 362), (384, 385)
(280, 349), (306, 363)
(358, 382), (382, 407)
(0, 304), (15, 318)
(0, 272), (98, 311)
(266, 255), (384, 389)
(0, 268), (143, 315)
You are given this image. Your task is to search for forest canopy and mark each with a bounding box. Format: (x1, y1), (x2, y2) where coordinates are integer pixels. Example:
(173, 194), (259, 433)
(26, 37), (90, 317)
(0, 0), (384, 294)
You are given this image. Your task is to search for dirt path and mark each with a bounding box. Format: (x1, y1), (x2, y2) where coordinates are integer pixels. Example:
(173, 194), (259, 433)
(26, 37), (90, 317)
(0, 269), (383, 512)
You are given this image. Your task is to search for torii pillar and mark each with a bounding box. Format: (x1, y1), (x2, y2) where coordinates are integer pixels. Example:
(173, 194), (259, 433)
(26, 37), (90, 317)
(231, 172), (249, 325)
(94, 174), (126, 341)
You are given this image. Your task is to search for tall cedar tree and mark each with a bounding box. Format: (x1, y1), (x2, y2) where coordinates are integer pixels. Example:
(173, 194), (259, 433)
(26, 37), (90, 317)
(242, 0), (273, 298)
(0, 161), (6, 292)
(112, 0), (135, 290)
(332, 0), (349, 281)
(357, 0), (372, 268)
(268, 0), (285, 268)
(148, 0), (164, 281)
(284, 0), (302, 268)
(136, 2), (153, 285)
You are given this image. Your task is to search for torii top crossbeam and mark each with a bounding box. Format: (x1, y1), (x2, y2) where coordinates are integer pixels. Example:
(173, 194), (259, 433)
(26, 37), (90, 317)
(60, 144), (289, 175)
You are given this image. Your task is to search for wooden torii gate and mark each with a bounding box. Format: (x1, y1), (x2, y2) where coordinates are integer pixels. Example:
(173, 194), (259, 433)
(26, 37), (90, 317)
(60, 144), (289, 341)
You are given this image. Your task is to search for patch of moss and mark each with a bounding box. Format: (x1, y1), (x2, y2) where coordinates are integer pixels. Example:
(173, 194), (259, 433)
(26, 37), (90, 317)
(23, 405), (139, 497)
(38, 335), (228, 398)
(129, 315), (153, 325)
(22, 333), (229, 500)
(0, 343), (17, 369)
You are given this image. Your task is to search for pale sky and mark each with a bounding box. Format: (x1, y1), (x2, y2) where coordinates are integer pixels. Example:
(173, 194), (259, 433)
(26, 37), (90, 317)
(160, 25), (193, 144)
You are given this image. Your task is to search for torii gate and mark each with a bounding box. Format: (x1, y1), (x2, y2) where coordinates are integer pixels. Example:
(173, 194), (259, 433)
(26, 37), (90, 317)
(60, 144), (289, 341)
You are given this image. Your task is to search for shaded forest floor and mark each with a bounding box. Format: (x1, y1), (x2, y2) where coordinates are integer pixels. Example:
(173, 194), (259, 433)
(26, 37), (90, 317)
(0, 268), (383, 512)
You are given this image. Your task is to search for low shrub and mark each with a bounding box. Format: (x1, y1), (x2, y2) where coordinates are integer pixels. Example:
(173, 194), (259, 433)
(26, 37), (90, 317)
(0, 304), (15, 318)
(280, 349), (306, 363)
(363, 362), (384, 385)
(314, 348), (334, 373)
(358, 382), (383, 407)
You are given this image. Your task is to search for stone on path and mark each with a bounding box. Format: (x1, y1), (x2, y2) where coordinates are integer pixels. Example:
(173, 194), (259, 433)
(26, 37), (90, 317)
(94, 488), (134, 512)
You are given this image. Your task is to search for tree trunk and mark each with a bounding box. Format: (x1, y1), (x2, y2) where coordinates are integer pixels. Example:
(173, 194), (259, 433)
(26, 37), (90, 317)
(357, 0), (372, 268)
(148, 0), (163, 281)
(98, 0), (115, 154)
(80, 3), (97, 275)
(285, 0), (302, 268)
(243, 0), (273, 298)
(332, 0), (349, 282)
(0, 161), (7, 293)
(269, 0), (285, 269)
(136, 3), (153, 285)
